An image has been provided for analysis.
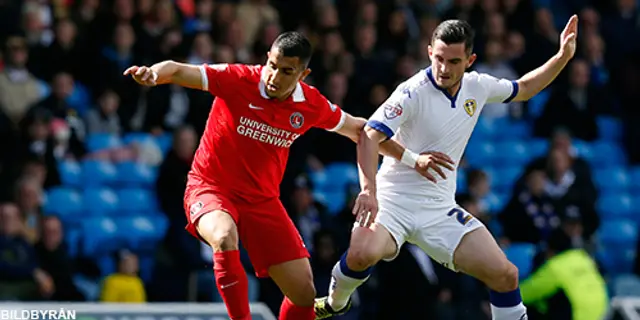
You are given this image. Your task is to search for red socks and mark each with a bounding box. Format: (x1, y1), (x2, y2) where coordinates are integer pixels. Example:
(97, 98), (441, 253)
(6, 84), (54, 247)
(214, 250), (250, 320)
(279, 297), (314, 320)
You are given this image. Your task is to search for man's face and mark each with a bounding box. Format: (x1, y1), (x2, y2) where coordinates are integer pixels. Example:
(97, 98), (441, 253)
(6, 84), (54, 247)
(428, 39), (476, 89)
(262, 48), (310, 100)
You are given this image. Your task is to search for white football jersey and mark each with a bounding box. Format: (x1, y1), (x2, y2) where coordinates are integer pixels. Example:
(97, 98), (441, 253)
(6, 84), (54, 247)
(368, 66), (518, 206)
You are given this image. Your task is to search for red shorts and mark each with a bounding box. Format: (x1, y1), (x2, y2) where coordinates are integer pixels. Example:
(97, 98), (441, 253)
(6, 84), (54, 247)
(184, 183), (309, 278)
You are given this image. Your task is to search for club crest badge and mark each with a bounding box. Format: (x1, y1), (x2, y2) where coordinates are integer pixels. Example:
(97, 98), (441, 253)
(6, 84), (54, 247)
(290, 112), (304, 129)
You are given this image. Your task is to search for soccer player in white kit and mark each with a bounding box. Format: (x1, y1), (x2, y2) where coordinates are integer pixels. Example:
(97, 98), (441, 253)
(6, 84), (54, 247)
(314, 16), (578, 320)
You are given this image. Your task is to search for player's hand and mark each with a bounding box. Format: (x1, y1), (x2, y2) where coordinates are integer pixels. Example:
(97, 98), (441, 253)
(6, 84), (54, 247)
(352, 189), (378, 228)
(558, 14), (578, 60)
(415, 151), (455, 183)
(33, 268), (55, 297)
(123, 65), (158, 86)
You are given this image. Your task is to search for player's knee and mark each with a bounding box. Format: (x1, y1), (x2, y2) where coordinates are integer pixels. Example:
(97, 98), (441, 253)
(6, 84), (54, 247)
(285, 280), (316, 307)
(346, 245), (382, 271)
(197, 211), (239, 252)
(490, 262), (519, 292)
(210, 228), (238, 251)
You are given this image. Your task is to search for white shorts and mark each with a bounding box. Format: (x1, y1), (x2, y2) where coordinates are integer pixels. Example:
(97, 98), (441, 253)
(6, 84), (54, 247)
(374, 192), (484, 272)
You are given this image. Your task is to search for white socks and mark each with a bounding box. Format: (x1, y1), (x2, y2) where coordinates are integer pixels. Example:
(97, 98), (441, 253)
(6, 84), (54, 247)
(327, 253), (373, 311)
(489, 288), (528, 320)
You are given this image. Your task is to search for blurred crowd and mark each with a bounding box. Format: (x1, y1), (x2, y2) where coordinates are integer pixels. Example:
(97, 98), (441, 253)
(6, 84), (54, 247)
(0, 0), (639, 319)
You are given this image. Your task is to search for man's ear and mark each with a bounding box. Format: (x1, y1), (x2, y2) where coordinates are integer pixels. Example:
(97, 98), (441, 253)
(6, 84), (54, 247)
(300, 68), (312, 81)
(467, 53), (477, 69)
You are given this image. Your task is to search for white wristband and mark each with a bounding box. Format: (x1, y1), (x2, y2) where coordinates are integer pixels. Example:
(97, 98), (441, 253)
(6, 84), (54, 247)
(401, 149), (419, 168)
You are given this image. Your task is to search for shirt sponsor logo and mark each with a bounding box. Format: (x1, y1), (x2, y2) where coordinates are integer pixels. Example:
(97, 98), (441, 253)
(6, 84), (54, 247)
(237, 116), (301, 148)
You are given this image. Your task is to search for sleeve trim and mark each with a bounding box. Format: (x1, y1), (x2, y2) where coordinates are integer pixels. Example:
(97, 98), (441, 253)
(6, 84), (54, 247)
(199, 65), (208, 91)
(503, 80), (519, 103)
(326, 109), (346, 132)
(367, 120), (395, 139)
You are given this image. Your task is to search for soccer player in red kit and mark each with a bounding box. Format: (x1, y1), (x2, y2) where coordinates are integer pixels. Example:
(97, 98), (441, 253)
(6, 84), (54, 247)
(124, 32), (436, 320)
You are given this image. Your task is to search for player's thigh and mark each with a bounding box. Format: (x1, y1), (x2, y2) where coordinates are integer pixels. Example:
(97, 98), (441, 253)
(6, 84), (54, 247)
(184, 185), (239, 251)
(268, 258), (315, 306)
(347, 223), (399, 269)
(347, 195), (413, 268)
(453, 226), (518, 291)
(409, 205), (484, 271)
(238, 198), (309, 279)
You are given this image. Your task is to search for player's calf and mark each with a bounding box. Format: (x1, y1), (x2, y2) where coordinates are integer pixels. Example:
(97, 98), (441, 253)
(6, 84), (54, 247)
(325, 225), (396, 313)
(453, 227), (527, 320)
(269, 258), (317, 320)
(196, 210), (249, 320)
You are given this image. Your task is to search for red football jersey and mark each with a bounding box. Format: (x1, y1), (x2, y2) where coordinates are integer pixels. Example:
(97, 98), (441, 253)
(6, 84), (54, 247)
(188, 63), (345, 202)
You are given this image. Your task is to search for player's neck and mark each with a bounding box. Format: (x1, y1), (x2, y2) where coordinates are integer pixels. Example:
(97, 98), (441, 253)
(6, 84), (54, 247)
(446, 81), (462, 97)
(266, 88), (295, 101)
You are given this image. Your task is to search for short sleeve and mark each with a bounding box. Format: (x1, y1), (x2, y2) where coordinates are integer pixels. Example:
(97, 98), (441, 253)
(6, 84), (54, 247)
(367, 86), (417, 139)
(316, 98), (346, 132)
(198, 63), (244, 96)
(479, 73), (519, 104)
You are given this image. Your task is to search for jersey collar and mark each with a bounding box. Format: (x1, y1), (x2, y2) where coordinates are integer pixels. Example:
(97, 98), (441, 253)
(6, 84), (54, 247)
(426, 66), (461, 108)
(258, 68), (306, 102)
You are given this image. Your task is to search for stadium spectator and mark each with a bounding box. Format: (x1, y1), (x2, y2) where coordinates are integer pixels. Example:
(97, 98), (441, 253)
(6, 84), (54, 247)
(100, 250), (146, 303)
(499, 170), (560, 245)
(0, 0), (635, 318)
(533, 59), (604, 141)
(0, 203), (54, 300)
(521, 228), (608, 320)
(0, 36), (41, 125)
(85, 89), (122, 135)
(34, 215), (84, 301)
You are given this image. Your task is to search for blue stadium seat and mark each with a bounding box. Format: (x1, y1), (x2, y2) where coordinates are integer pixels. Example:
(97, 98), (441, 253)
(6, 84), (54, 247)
(629, 167), (640, 191)
(86, 133), (122, 152)
(598, 219), (638, 245)
(313, 190), (347, 215)
(43, 187), (83, 222)
(122, 133), (162, 151)
(599, 220), (638, 273)
(484, 192), (509, 213)
(492, 119), (531, 141)
(82, 160), (118, 186)
(494, 140), (529, 165)
(83, 188), (119, 216)
(528, 139), (549, 158)
(156, 133), (173, 154)
(464, 142), (495, 167)
(611, 274), (640, 297)
(503, 243), (536, 279)
(597, 116), (623, 141)
(597, 193), (633, 220)
(594, 167), (630, 192)
(527, 88), (550, 118)
(58, 160), (82, 187)
(324, 162), (359, 188)
(116, 162), (157, 187)
(491, 166), (523, 192)
(456, 170), (467, 193)
(118, 188), (157, 214)
(473, 117), (497, 140)
(118, 215), (169, 251)
(309, 170), (329, 190)
(572, 140), (594, 162)
(597, 248), (637, 274)
(81, 217), (123, 257)
(591, 141), (626, 166)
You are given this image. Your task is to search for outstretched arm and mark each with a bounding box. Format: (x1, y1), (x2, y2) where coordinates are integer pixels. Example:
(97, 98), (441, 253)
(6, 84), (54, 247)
(511, 15), (578, 102)
(123, 60), (215, 91)
(334, 113), (406, 161)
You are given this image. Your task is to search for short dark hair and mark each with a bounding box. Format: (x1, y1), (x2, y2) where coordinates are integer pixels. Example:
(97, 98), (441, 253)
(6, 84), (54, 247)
(271, 31), (313, 67)
(432, 19), (475, 53)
